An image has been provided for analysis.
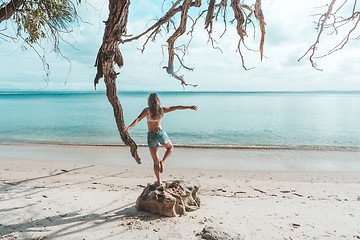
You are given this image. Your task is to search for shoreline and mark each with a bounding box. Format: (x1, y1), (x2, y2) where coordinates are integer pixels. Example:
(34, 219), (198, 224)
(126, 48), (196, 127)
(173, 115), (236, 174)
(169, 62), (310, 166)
(2, 141), (360, 152)
(1, 143), (360, 172)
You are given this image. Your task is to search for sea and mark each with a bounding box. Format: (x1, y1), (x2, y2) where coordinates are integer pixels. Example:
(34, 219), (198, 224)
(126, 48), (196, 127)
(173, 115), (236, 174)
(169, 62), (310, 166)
(1, 91), (360, 149)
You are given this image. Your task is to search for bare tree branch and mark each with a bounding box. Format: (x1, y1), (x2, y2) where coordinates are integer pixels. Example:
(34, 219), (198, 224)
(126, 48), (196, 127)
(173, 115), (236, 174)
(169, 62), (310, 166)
(94, 0), (141, 164)
(298, 0), (336, 70)
(299, 0), (359, 70)
(165, 0), (198, 87)
(254, 0), (266, 61)
(204, 0), (216, 32)
(122, 0), (183, 43)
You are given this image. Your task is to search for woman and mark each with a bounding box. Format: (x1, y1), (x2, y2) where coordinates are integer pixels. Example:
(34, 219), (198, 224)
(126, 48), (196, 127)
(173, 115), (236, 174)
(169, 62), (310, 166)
(124, 93), (198, 186)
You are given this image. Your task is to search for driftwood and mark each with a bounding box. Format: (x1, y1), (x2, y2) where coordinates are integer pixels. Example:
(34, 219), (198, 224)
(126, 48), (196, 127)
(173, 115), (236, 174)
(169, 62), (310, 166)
(136, 180), (200, 217)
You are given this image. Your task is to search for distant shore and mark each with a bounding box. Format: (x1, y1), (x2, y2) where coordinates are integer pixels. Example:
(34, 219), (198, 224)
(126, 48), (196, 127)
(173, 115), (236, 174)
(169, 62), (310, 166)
(1, 90), (360, 94)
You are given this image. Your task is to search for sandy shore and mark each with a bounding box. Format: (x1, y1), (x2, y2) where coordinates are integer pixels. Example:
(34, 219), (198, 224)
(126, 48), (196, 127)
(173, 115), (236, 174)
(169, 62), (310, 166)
(1, 144), (360, 239)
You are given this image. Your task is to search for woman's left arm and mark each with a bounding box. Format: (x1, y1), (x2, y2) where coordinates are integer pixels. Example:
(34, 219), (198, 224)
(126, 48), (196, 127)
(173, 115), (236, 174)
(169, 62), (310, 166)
(163, 105), (198, 113)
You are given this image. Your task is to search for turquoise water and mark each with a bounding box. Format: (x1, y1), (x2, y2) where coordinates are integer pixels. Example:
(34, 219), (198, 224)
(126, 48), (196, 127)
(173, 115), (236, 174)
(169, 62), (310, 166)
(1, 91), (360, 148)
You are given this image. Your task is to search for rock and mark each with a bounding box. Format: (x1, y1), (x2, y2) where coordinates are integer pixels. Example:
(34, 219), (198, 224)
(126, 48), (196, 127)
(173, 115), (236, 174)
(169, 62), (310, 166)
(136, 180), (200, 217)
(199, 226), (244, 240)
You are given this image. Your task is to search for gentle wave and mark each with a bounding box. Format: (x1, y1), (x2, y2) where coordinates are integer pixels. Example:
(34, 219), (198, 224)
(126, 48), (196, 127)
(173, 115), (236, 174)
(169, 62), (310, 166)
(1, 141), (360, 153)
(1, 91), (360, 148)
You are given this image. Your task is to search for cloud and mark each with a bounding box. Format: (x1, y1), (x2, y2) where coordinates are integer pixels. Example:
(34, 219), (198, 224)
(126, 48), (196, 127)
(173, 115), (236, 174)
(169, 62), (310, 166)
(0, 0), (359, 91)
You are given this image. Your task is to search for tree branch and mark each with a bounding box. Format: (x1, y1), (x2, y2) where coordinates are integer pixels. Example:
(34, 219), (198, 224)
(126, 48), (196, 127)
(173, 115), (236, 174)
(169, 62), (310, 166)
(122, 0), (183, 43)
(0, 0), (24, 23)
(94, 0), (141, 164)
(254, 0), (265, 61)
(298, 0), (337, 70)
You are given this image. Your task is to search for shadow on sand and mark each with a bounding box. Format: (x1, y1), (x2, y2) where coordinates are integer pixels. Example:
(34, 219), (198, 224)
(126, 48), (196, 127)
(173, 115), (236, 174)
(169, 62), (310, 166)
(0, 165), (166, 239)
(0, 201), (165, 239)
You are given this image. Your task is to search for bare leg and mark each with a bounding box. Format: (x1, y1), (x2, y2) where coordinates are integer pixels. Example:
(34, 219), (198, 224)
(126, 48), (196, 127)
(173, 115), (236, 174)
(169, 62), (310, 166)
(149, 147), (161, 186)
(160, 140), (173, 173)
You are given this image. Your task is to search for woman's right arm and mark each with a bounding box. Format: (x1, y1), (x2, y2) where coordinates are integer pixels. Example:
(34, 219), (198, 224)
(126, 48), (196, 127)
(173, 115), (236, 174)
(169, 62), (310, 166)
(124, 108), (147, 131)
(163, 105), (198, 113)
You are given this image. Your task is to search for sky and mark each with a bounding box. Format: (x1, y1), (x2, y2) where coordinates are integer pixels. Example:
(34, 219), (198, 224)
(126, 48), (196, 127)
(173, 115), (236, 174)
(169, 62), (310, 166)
(0, 0), (359, 92)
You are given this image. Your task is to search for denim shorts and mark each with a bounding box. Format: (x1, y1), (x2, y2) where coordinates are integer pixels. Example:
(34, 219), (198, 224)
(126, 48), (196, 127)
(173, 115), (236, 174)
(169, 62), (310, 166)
(147, 129), (169, 148)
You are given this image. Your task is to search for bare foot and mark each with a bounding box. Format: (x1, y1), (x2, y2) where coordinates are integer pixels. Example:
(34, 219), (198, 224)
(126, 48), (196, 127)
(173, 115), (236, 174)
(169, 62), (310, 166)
(154, 181), (161, 186)
(159, 161), (164, 173)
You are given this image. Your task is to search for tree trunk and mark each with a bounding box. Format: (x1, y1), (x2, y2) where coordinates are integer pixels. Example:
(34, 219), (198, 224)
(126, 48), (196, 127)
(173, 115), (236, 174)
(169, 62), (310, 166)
(94, 0), (141, 164)
(0, 0), (25, 23)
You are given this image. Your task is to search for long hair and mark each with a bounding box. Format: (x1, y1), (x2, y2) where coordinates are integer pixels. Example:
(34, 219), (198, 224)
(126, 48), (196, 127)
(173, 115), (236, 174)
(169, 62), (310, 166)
(148, 93), (163, 117)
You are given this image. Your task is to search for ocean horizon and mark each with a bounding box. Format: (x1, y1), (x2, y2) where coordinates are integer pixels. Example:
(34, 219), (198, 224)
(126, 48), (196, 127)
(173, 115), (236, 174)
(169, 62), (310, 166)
(1, 90), (360, 149)
(2, 90), (360, 94)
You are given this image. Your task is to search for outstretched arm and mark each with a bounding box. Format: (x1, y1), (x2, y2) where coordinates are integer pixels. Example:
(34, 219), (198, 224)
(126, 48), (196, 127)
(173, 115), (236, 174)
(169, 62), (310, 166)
(124, 109), (147, 131)
(163, 105), (198, 113)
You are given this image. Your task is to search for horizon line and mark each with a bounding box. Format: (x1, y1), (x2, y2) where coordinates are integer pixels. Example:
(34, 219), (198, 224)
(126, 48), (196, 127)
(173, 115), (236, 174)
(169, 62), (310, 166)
(1, 90), (360, 94)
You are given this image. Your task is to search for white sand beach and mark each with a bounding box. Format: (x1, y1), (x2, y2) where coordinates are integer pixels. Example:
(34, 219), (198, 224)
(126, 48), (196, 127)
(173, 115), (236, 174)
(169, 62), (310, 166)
(1, 144), (360, 239)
